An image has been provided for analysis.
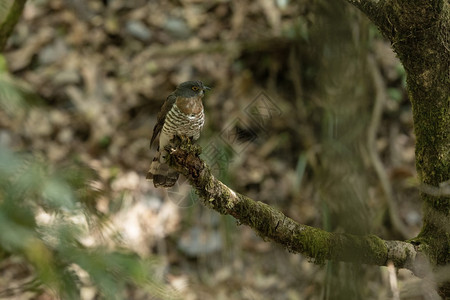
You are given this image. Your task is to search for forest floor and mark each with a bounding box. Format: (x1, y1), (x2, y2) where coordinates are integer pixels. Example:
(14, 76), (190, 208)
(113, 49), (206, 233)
(0, 0), (431, 299)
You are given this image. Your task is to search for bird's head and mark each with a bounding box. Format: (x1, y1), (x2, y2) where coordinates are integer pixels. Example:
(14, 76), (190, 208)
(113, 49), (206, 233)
(175, 81), (210, 98)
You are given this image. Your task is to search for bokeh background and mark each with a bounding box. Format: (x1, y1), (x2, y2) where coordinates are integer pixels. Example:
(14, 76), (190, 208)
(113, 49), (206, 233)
(0, 0), (433, 299)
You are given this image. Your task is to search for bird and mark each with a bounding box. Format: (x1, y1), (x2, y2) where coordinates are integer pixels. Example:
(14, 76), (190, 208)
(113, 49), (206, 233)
(147, 81), (209, 188)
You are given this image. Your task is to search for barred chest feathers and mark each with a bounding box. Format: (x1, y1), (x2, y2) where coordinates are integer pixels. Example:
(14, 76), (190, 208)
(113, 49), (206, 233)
(159, 96), (205, 151)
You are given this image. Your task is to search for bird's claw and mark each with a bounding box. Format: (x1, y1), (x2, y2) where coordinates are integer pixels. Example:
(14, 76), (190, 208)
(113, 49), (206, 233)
(166, 135), (202, 156)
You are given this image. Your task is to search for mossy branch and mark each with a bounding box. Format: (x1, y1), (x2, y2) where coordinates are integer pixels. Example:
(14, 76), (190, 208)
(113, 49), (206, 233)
(166, 140), (424, 274)
(346, 0), (449, 296)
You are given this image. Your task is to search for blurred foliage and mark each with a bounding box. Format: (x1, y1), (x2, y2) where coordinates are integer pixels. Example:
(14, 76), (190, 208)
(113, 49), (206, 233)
(0, 54), (41, 116)
(0, 57), (176, 297)
(0, 0), (423, 298)
(0, 146), (176, 299)
(0, 1), (14, 24)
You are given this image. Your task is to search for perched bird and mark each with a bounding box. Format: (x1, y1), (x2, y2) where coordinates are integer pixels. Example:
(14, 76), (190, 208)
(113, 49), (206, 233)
(147, 81), (209, 188)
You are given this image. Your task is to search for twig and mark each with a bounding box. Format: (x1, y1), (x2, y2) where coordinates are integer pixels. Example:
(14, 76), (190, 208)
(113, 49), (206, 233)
(288, 47), (305, 118)
(367, 55), (411, 239)
(130, 37), (294, 66)
(388, 261), (400, 300)
(419, 180), (450, 197)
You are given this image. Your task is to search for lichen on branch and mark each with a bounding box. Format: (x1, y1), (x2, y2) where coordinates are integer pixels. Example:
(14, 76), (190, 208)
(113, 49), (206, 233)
(166, 139), (420, 273)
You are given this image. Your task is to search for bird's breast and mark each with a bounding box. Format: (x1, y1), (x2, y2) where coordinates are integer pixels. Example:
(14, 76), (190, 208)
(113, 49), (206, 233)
(161, 101), (204, 141)
(175, 96), (203, 115)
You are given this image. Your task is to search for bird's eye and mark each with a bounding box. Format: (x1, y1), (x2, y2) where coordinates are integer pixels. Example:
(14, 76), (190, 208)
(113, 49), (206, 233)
(192, 86), (200, 91)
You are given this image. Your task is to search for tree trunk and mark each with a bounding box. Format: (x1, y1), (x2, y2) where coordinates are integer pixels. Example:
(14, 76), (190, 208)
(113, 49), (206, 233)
(168, 1), (449, 297)
(347, 0), (450, 296)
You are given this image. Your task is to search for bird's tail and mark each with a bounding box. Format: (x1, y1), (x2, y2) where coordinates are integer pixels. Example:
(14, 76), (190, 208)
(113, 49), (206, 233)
(146, 152), (179, 188)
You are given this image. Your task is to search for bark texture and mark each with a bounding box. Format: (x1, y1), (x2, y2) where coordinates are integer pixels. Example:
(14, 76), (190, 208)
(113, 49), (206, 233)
(347, 0), (449, 297)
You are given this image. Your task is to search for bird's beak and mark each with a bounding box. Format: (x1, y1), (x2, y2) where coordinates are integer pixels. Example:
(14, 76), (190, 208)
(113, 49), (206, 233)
(203, 86), (211, 91)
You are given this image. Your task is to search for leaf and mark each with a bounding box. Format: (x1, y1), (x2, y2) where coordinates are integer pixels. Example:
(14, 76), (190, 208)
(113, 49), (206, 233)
(42, 177), (76, 210)
(0, 72), (41, 116)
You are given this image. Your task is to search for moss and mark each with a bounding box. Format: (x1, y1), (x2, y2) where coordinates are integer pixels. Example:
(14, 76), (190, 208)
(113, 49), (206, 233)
(380, 0), (450, 280)
(326, 233), (387, 266)
(417, 198), (450, 268)
(166, 125), (443, 278)
(365, 235), (388, 263)
(297, 227), (331, 265)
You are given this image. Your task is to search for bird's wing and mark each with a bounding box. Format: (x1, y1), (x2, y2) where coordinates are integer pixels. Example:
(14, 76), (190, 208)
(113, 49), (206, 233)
(150, 93), (177, 148)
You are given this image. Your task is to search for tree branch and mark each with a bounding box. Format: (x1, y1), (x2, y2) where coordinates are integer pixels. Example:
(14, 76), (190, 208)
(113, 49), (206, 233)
(166, 140), (422, 273)
(345, 0), (379, 14)
(0, 0), (27, 51)
(367, 55), (411, 239)
(345, 0), (387, 30)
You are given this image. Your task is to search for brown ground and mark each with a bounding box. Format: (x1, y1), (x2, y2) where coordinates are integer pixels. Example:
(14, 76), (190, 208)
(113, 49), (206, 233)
(0, 0), (431, 299)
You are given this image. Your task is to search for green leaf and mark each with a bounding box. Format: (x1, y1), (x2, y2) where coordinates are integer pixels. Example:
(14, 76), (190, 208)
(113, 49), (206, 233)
(42, 177), (76, 210)
(387, 87), (402, 102)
